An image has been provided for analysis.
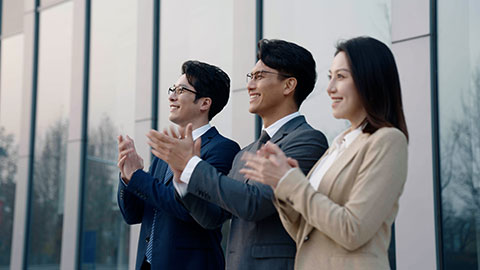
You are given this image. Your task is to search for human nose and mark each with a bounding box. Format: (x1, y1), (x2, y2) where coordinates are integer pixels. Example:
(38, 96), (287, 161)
(326, 79), (336, 95)
(168, 90), (177, 101)
(247, 77), (256, 91)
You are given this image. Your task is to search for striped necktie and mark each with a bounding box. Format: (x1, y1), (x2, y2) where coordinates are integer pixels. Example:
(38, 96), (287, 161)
(145, 166), (173, 263)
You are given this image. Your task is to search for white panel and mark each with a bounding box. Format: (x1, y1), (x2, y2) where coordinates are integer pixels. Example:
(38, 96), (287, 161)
(392, 36), (437, 270)
(158, 0), (234, 133)
(2, 0), (24, 36)
(134, 0), (154, 121)
(60, 0), (87, 268)
(10, 12), (36, 270)
(392, 0), (430, 42)
(60, 140), (83, 269)
(231, 89), (254, 148)
(9, 157), (29, 270)
(264, 0), (392, 143)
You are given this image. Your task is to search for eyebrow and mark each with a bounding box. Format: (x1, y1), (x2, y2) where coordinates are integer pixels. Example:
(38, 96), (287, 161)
(328, 68), (351, 74)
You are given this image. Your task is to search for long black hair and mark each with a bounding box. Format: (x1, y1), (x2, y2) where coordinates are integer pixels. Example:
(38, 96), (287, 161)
(335, 36), (408, 140)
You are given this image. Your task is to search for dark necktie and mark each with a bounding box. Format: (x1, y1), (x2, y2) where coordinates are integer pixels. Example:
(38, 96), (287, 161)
(256, 130), (271, 150)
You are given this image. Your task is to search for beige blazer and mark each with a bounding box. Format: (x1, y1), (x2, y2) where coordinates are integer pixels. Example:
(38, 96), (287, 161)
(274, 127), (408, 270)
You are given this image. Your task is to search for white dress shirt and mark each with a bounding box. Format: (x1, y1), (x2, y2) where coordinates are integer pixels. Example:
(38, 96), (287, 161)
(176, 112), (302, 197)
(279, 125), (364, 190)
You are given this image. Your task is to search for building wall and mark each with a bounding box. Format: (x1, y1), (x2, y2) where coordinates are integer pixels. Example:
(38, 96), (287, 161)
(2, 0), (474, 269)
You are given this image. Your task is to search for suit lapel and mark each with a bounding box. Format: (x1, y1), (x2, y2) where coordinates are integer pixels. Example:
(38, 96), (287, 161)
(270, 116), (307, 144)
(300, 132), (369, 240)
(199, 126), (217, 149)
(317, 132), (369, 196)
(305, 144), (336, 180)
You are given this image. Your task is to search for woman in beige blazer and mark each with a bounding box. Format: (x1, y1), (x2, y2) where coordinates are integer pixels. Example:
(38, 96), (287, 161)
(240, 36), (409, 270)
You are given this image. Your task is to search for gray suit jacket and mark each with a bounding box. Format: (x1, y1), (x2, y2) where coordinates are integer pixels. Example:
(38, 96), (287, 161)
(179, 116), (328, 270)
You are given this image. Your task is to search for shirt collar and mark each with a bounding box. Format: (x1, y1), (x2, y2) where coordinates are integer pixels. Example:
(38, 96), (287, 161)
(264, 112), (301, 138)
(192, 123), (212, 140)
(333, 124), (364, 149)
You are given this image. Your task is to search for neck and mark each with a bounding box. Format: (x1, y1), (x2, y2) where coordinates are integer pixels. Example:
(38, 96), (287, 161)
(178, 118), (209, 130)
(261, 108), (298, 128)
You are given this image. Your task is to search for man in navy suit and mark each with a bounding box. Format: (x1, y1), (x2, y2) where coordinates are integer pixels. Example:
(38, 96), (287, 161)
(117, 60), (240, 270)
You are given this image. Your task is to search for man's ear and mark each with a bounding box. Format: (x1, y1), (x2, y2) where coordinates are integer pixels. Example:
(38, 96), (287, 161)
(199, 97), (212, 113)
(283, 77), (297, 96)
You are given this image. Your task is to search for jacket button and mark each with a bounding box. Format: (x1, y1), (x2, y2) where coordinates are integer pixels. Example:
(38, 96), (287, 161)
(146, 236), (150, 243)
(304, 235), (309, 242)
(286, 198), (294, 205)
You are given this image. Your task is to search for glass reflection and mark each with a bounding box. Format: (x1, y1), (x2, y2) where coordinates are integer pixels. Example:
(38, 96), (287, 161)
(80, 0), (137, 268)
(26, 2), (73, 269)
(0, 34), (24, 270)
(438, 0), (480, 269)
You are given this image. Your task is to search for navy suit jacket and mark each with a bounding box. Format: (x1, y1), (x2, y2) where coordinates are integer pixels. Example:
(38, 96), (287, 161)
(117, 127), (240, 270)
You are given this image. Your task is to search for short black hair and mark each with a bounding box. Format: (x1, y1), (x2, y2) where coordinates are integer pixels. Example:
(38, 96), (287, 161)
(181, 60), (230, 120)
(257, 39), (317, 108)
(335, 36), (408, 140)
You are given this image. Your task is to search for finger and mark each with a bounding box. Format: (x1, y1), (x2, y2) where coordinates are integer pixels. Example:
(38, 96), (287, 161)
(287, 157), (299, 168)
(238, 168), (264, 183)
(147, 130), (175, 144)
(169, 125), (180, 139)
(126, 135), (135, 145)
(194, 138), (202, 157)
(264, 142), (287, 158)
(118, 135), (123, 144)
(240, 151), (257, 162)
(185, 123), (193, 140)
(118, 155), (127, 168)
(243, 157), (265, 172)
(178, 125), (186, 138)
(119, 148), (134, 159)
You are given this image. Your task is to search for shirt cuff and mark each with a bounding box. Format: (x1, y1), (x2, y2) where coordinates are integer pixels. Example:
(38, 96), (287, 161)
(278, 167), (296, 186)
(119, 173), (128, 187)
(180, 156), (203, 185)
(173, 179), (188, 197)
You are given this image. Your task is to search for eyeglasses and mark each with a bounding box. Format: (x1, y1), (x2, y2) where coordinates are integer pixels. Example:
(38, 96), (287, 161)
(246, 70), (292, 83)
(168, 85), (198, 96)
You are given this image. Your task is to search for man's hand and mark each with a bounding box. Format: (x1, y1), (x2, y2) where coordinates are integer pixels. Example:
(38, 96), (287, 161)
(146, 123), (201, 178)
(117, 135), (144, 184)
(239, 142), (296, 188)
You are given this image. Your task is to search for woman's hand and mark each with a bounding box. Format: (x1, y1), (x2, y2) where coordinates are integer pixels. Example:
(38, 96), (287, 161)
(239, 142), (299, 188)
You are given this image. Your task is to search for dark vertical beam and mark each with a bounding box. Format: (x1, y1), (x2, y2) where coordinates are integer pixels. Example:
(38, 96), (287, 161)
(24, 0), (41, 268)
(430, 0), (443, 269)
(77, 0), (91, 267)
(254, 0), (263, 139)
(152, 0), (160, 131)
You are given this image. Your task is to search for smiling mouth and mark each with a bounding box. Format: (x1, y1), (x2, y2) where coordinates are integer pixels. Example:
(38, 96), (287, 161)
(249, 93), (261, 102)
(170, 104), (179, 111)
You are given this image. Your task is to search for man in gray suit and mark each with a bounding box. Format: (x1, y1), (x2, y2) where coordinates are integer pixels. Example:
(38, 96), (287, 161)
(147, 39), (328, 270)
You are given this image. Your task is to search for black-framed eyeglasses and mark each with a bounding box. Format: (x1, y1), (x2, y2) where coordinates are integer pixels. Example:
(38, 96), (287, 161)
(168, 85), (198, 96)
(246, 70), (292, 82)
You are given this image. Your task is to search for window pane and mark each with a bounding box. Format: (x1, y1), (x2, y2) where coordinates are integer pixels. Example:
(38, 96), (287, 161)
(0, 34), (24, 270)
(438, 0), (480, 269)
(26, 2), (73, 269)
(80, 0), (137, 268)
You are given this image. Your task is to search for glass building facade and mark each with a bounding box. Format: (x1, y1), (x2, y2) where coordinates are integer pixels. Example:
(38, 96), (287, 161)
(0, 0), (478, 269)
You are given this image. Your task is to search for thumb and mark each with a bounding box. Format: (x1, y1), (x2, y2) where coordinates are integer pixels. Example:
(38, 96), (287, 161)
(194, 138), (202, 157)
(185, 123), (194, 141)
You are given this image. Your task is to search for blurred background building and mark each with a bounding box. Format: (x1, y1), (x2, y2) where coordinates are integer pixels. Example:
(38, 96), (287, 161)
(0, 0), (478, 269)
